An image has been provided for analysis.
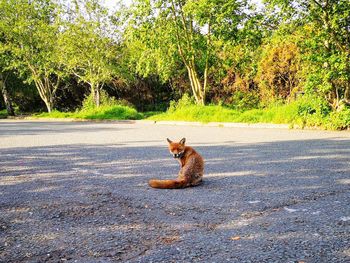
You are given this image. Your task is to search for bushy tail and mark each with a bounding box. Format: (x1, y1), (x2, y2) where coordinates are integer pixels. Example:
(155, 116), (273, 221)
(148, 179), (188, 189)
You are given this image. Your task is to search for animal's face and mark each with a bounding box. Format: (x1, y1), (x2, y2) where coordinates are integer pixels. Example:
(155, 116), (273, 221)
(167, 138), (186, 158)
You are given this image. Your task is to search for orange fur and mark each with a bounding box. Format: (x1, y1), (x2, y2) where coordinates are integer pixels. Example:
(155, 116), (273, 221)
(148, 138), (204, 189)
(148, 179), (188, 189)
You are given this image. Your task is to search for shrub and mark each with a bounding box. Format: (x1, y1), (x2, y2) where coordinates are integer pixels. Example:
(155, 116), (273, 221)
(256, 39), (302, 103)
(35, 90), (142, 120)
(327, 107), (350, 130)
(168, 93), (195, 113)
(231, 91), (260, 111)
(82, 90), (135, 110)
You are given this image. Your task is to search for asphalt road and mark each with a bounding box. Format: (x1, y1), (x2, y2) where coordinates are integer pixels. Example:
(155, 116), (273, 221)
(0, 120), (349, 262)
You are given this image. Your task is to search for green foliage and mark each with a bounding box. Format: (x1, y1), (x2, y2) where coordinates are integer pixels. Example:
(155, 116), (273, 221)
(1, 0), (350, 130)
(327, 108), (350, 130)
(265, 0), (350, 109)
(123, 0), (247, 104)
(0, 0), (65, 112)
(77, 105), (142, 120)
(295, 95), (330, 118)
(81, 90), (135, 111)
(168, 93), (195, 113)
(149, 95), (350, 130)
(36, 90), (142, 120)
(58, 0), (123, 107)
(230, 91), (260, 111)
(36, 104), (142, 120)
(256, 37), (301, 102)
(0, 109), (8, 118)
(286, 95), (350, 130)
(150, 104), (239, 123)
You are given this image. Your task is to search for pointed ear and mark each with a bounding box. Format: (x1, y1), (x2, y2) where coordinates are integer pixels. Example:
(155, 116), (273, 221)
(167, 138), (172, 144)
(179, 138), (186, 145)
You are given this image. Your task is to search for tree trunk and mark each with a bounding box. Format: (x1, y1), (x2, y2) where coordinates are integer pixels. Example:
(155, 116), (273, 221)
(91, 83), (100, 107)
(0, 73), (15, 116)
(95, 86), (100, 107)
(344, 53), (350, 104)
(29, 65), (57, 113)
(44, 99), (53, 113)
(41, 91), (53, 113)
(186, 64), (205, 105)
(345, 78), (350, 104)
(170, 1), (207, 106)
(33, 78), (54, 113)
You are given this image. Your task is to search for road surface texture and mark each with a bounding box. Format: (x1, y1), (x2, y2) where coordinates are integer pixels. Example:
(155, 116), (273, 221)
(0, 120), (349, 263)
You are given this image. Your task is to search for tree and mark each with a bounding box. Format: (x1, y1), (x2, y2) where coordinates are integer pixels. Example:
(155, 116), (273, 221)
(256, 38), (301, 102)
(264, 0), (350, 109)
(0, 0), (65, 112)
(0, 33), (15, 116)
(217, 8), (267, 106)
(304, 0), (350, 109)
(0, 72), (15, 116)
(59, 0), (120, 107)
(123, 0), (246, 105)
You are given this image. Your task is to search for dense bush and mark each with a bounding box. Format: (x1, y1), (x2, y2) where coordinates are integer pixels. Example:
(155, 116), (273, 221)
(256, 40), (301, 103)
(230, 91), (260, 111)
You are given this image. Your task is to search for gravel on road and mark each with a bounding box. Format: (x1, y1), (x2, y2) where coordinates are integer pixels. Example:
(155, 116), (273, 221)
(0, 120), (349, 262)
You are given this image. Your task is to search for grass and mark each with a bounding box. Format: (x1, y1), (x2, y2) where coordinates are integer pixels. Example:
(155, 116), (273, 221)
(148, 105), (239, 123)
(148, 99), (350, 130)
(35, 105), (143, 120)
(2, 95), (349, 130)
(0, 109), (8, 119)
(148, 104), (301, 125)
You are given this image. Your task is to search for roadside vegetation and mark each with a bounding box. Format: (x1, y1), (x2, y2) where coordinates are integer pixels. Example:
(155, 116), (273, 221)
(35, 106), (142, 120)
(35, 92), (143, 120)
(1, 0), (349, 130)
(149, 94), (350, 130)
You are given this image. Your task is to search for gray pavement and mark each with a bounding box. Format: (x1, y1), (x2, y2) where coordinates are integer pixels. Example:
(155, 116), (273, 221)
(0, 120), (349, 262)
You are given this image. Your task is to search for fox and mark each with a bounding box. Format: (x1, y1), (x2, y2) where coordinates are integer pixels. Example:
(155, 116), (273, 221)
(148, 138), (204, 189)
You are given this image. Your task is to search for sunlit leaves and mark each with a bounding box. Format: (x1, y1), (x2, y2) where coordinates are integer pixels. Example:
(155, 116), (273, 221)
(0, 0), (65, 112)
(58, 0), (123, 106)
(256, 38), (301, 102)
(122, 0), (247, 104)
